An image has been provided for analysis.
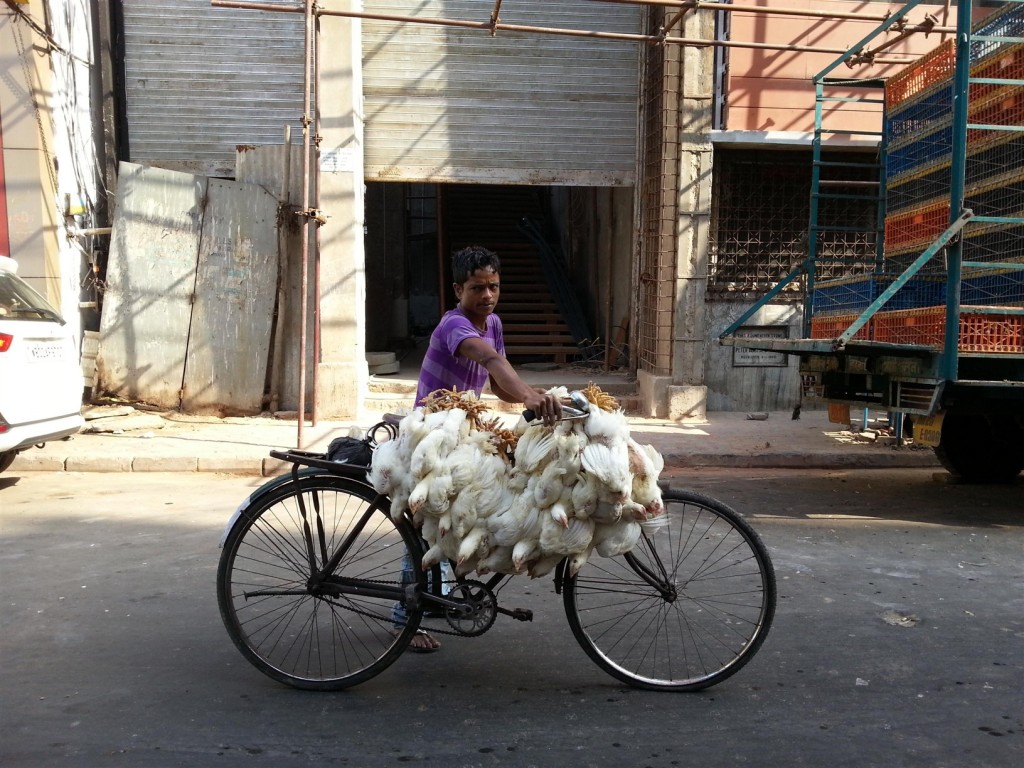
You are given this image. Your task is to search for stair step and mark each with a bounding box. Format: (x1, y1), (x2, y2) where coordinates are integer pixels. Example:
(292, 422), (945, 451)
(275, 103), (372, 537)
(506, 345), (582, 355)
(505, 334), (577, 344)
(500, 303), (559, 312)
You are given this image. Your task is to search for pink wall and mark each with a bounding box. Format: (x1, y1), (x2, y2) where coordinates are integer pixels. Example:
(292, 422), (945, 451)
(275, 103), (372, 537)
(725, 1), (960, 134)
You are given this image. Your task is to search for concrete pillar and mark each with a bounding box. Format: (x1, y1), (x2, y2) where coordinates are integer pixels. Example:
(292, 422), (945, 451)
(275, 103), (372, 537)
(315, 7), (368, 419)
(639, 11), (714, 422)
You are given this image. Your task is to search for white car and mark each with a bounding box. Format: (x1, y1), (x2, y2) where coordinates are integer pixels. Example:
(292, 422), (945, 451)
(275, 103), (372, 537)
(0, 256), (84, 472)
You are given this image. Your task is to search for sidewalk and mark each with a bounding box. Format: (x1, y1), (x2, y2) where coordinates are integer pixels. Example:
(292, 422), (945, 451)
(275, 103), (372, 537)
(8, 405), (939, 476)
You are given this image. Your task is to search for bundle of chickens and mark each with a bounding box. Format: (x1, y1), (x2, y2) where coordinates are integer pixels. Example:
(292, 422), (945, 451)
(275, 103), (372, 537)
(368, 386), (667, 579)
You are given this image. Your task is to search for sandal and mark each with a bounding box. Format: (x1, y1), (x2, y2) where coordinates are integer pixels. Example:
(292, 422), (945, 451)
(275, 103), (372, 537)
(392, 628), (441, 653)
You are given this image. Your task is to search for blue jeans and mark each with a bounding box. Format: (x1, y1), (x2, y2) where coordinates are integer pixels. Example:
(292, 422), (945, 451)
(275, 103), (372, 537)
(392, 552), (454, 627)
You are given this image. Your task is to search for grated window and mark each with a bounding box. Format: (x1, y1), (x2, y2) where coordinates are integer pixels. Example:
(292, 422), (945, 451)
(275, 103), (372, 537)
(709, 148), (880, 294)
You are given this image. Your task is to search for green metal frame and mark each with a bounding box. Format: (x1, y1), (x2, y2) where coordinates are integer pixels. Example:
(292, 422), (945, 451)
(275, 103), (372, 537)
(722, 0), (1024, 381)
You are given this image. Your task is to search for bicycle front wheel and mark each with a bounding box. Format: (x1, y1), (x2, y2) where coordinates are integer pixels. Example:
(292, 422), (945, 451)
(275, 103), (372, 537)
(564, 489), (776, 691)
(217, 474), (424, 690)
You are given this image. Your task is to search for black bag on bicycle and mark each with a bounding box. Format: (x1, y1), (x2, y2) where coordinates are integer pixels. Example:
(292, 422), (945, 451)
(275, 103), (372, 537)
(325, 421), (396, 467)
(326, 435), (373, 467)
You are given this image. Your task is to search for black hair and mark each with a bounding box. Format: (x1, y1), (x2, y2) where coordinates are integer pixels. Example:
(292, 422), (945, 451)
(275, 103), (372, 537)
(451, 245), (501, 284)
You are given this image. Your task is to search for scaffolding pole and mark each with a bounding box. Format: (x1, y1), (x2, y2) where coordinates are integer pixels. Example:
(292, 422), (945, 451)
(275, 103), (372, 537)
(211, 1), (930, 62)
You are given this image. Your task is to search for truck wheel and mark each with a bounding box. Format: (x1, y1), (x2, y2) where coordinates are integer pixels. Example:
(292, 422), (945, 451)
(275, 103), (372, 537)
(934, 412), (1024, 483)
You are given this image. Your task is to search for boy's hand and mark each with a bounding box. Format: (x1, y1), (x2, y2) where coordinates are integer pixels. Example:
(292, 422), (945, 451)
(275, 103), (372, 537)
(523, 391), (563, 426)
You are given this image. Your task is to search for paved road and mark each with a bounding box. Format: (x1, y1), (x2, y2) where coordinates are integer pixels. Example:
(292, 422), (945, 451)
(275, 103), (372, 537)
(1, 469), (1021, 767)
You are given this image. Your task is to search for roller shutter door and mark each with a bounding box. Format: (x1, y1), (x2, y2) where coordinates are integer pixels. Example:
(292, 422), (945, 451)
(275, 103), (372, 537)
(362, 1), (642, 185)
(121, 1), (641, 183)
(121, 0), (308, 177)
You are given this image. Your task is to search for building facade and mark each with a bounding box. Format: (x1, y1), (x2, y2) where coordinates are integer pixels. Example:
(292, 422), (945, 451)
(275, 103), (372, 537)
(2, 0), (968, 418)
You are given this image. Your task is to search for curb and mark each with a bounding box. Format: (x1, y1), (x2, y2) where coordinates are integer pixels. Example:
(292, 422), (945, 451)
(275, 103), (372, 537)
(662, 451), (940, 470)
(10, 450), (940, 476)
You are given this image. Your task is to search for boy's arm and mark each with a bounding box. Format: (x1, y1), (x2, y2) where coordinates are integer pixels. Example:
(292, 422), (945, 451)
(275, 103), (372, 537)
(457, 337), (562, 424)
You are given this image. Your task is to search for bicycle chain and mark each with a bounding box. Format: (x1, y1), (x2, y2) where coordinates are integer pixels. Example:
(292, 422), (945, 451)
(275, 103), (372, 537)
(317, 579), (478, 638)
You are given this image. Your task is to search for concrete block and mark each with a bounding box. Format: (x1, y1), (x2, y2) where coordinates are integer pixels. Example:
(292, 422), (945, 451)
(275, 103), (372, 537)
(10, 454), (67, 472)
(198, 457), (264, 475)
(66, 456), (133, 472)
(637, 372), (708, 421)
(637, 370), (671, 418)
(668, 385), (707, 422)
(132, 456), (198, 472)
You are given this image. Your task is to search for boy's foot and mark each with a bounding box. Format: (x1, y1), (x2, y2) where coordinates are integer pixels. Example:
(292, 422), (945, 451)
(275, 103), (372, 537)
(391, 628), (441, 653)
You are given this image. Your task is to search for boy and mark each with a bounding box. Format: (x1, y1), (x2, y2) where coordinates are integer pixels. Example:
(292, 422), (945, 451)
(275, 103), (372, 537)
(416, 245), (563, 424)
(399, 246), (563, 652)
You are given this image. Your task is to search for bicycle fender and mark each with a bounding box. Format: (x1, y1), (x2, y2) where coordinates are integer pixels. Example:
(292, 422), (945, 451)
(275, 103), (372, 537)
(218, 467), (327, 547)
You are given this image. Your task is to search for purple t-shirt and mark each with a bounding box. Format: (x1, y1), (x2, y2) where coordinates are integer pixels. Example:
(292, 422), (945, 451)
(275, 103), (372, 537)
(416, 309), (505, 406)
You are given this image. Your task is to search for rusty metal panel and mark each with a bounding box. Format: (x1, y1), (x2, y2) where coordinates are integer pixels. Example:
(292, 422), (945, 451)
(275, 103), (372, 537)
(182, 179), (278, 414)
(363, 0), (642, 185)
(96, 162), (207, 408)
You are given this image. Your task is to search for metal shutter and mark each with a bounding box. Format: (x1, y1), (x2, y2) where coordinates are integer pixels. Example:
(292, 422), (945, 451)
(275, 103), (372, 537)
(121, 0), (307, 177)
(362, 1), (641, 185)
(121, 1), (641, 183)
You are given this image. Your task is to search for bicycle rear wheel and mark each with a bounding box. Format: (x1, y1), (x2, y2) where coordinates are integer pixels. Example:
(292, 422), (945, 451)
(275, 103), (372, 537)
(218, 474), (424, 690)
(563, 489), (776, 691)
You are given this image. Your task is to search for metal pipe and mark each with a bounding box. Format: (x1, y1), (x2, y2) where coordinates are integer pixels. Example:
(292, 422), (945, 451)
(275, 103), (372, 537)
(489, 0), (504, 35)
(604, 190), (614, 372)
(593, 0), (954, 31)
(268, 124), (291, 414)
(209, 1), (922, 61)
(312, 8), (321, 427)
(67, 226), (112, 237)
(297, 0), (313, 447)
(943, 0), (972, 381)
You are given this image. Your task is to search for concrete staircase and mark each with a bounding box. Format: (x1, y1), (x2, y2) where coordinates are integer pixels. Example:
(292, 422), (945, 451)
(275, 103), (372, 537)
(444, 185), (582, 363)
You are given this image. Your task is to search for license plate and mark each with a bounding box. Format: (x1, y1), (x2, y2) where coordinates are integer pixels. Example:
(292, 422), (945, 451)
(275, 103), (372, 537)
(29, 341), (66, 361)
(913, 413), (944, 447)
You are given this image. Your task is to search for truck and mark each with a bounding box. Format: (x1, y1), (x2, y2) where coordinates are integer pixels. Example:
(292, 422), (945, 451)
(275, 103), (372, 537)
(721, 0), (1024, 483)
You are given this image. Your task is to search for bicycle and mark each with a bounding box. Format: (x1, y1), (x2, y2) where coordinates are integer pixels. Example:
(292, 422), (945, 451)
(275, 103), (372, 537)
(217, 414), (777, 692)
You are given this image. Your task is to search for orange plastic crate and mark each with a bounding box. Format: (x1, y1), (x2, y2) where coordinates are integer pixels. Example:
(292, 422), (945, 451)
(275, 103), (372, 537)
(969, 44), (1024, 106)
(884, 200), (951, 254)
(960, 311), (1024, 352)
(874, 307), (946, 346)
(810, 314), (872, 341)
(886, 40), (956, 109)
(967, 89), (1024, 148)
(874, 306), (1024, 352)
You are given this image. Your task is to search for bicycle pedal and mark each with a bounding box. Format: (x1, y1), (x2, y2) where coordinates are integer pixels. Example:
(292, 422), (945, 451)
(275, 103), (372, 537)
(505, 608), (532, 622)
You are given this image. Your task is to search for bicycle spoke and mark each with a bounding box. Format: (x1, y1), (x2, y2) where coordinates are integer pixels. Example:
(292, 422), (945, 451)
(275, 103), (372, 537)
(218, 475), (424, 690)
(563, 489), (776, 691)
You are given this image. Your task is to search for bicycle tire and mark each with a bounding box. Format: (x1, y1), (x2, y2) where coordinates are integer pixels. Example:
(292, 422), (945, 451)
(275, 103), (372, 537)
(217, 474), (425, 690)
(563, 489), (776, 691)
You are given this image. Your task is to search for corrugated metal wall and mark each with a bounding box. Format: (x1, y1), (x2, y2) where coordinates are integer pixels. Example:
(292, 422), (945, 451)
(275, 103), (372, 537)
(121, 0), (308, 177)
(121, 0), (641, 182)
(360, 0), (642, 185)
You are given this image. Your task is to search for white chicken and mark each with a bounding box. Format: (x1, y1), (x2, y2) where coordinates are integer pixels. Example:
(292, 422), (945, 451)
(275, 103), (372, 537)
(408, 471), (453, 515)
(592, 518), (642, 558)
(366, 385), (667, 579)
(539, 513), (594, 557)
(532, 462), (568, 509)
(456, 525), (490, 567)
(570, 472), (600, 520)
(581, 441), (632, 502)
(514, 427), (557, 474)
(627, 439), (666, 519)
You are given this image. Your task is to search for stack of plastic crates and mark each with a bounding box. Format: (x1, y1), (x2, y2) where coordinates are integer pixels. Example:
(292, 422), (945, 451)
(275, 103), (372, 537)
(875, 3), (1024, 353)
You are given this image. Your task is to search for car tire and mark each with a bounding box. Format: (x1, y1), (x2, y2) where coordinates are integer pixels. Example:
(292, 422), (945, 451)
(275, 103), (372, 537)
(0, 450), (18, 473)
